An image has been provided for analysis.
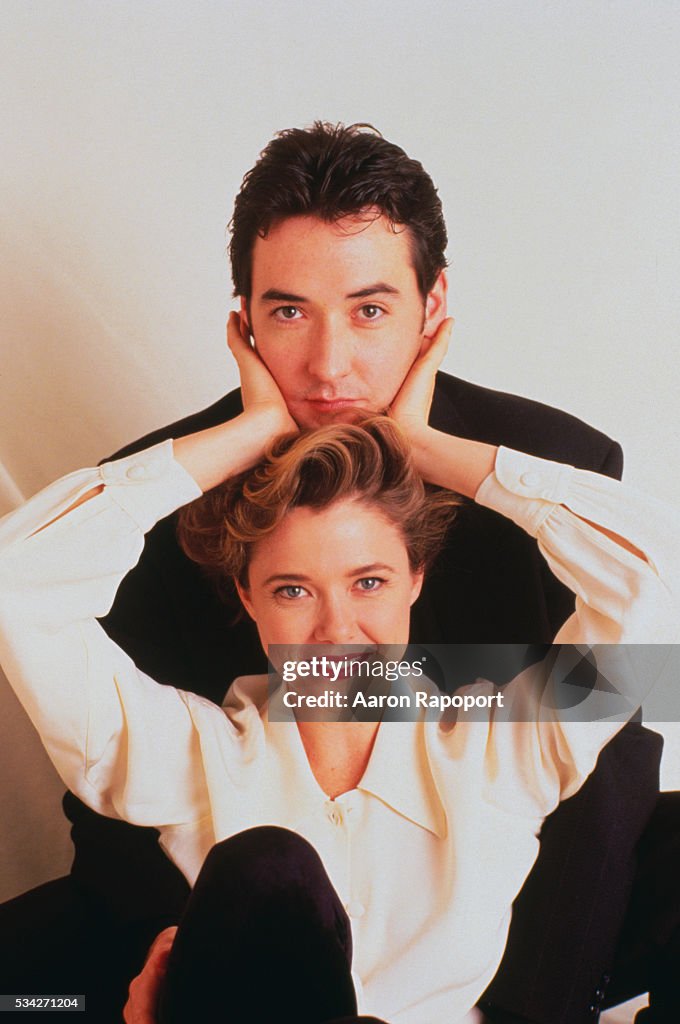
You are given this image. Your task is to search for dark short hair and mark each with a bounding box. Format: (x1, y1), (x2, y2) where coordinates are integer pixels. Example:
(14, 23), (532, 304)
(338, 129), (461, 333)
(229, 122), (448, 300)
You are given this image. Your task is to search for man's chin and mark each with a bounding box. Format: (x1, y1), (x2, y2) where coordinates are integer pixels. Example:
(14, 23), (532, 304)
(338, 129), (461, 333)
(293, 402), (380, 429)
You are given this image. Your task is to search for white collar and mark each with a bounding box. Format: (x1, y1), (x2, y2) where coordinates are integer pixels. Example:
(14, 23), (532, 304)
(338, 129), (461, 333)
(223, 673), (447, 839)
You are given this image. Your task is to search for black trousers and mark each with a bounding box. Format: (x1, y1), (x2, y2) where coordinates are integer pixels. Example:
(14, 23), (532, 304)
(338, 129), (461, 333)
(158, 826), (387, 1024)
(1, 797), (679, 1023)
(604, 794), (680, 1023)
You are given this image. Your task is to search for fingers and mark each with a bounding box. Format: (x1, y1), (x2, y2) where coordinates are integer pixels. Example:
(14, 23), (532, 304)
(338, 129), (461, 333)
(123, 927), (177, 1024)
(420, 317), (454, 369)
(226, 311), (265, 407)
(146, 925), (178, 960)
(388, 318), (454, 432)
(226, 311), (254, 363)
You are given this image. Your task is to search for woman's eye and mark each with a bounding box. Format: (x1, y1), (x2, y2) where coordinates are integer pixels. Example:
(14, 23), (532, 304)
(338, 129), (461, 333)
(273, 306), (302, 321)
(358, 304), (384, 321)
(356, 577), (385, 592)
(275, 584), (307, 599)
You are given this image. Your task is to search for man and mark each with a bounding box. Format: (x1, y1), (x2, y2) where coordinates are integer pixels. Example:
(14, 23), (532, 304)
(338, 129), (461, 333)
(2, 123), (677, 1023)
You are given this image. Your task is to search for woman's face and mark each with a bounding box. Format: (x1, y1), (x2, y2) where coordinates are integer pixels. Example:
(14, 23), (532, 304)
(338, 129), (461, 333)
(237, 498), (423, 650)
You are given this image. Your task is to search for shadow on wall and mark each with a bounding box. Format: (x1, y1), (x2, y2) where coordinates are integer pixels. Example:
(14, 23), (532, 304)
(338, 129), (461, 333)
(0, 204), (232, 504)
(0, 670), (73, 903)
(0, 220), (165, 499)
(0, 225), (140, 901)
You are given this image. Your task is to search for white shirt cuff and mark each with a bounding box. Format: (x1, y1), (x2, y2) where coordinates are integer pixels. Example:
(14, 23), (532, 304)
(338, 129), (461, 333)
(99, 440), (202, 532)
(475, 447), (574, 537)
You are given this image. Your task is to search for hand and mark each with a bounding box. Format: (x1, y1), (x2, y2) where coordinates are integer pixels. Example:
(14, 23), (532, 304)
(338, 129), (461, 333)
(389, 318), (453, 443)
(174, 314), (299, 491)
(227, 312), (297, 438)
(389, 317), (495, 493)
(123, 926), (177, 1024)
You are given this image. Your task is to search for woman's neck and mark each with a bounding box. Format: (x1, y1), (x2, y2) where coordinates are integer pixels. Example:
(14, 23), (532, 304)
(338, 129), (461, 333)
(296, 719), (380, 799)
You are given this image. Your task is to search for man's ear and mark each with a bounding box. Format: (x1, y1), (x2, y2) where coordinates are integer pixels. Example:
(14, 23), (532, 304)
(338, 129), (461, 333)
(423, 271), (448, 339)
(235, 579), (256, 621)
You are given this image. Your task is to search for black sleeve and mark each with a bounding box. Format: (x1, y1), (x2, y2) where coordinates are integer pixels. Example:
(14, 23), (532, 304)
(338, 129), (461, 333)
(598, 438), (624, 480)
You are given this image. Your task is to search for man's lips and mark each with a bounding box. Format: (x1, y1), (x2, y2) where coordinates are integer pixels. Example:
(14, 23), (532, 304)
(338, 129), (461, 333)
(304, 398), (363, 413)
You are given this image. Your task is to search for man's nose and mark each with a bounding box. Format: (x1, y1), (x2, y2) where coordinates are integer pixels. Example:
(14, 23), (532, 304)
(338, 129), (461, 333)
(312, 595), (358, 644)
(306, 316), (353, 383)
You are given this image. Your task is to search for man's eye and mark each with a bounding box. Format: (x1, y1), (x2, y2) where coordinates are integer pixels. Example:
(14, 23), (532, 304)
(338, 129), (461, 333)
(273, 306), (302, 321)
(358, 305), (385, 321)
(356, 577), (385, 592)
(275, 584), (308, 599)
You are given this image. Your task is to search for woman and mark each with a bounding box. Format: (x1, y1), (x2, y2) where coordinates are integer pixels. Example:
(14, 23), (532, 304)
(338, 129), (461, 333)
(0, 318), (677, 1024)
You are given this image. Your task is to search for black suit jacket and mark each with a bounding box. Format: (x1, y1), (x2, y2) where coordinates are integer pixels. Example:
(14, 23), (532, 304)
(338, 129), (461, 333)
(63, 373), (660, 1023)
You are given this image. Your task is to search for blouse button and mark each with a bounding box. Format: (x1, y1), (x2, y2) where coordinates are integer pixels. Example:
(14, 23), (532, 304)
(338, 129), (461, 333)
(346, 900), (365, 918)
(519, 471), (542, 489)
(126, 465), (148, 481)
(326, 802), (344, 826)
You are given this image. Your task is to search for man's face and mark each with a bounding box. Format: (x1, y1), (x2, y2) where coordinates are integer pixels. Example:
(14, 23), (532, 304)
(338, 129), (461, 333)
(242, 214), (447, 428)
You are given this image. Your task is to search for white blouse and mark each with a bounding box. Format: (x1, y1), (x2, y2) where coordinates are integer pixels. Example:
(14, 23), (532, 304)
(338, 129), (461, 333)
(0, 442), (677, 1024)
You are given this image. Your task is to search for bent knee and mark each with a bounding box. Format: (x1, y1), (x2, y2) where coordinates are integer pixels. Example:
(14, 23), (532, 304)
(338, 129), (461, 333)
(202, 826), (327, 890)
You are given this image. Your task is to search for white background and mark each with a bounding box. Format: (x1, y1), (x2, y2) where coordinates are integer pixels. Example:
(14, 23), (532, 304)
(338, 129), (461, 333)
(1, 0), (679, 922)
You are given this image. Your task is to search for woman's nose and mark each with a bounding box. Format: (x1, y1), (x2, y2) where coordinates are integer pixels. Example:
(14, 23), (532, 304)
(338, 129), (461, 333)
(311, 596), (358, 644)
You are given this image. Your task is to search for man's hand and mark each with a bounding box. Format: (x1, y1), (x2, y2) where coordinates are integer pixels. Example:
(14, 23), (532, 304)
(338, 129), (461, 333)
(389, 318), (453, 443)
(123, 926), (177, 1024)
(227, 312), (297, 437)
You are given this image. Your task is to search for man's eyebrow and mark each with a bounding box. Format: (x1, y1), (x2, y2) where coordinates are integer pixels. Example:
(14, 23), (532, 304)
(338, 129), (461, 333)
(260, 289), (308, 303)
(259, 283), (401, 303)
(346, 283), (401, 299)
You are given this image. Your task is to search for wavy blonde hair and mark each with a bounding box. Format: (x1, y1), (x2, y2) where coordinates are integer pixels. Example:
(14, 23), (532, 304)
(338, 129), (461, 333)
(177, 416), (459, 594)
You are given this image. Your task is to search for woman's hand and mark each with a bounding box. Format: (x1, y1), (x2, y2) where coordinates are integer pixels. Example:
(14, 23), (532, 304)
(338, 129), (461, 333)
(173, 315), (298, 492)
(227, 312), (297, 438)
(389, 317), (454, 445)
(390, 316), (497, 497)
(123, 926), (177, 1024)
